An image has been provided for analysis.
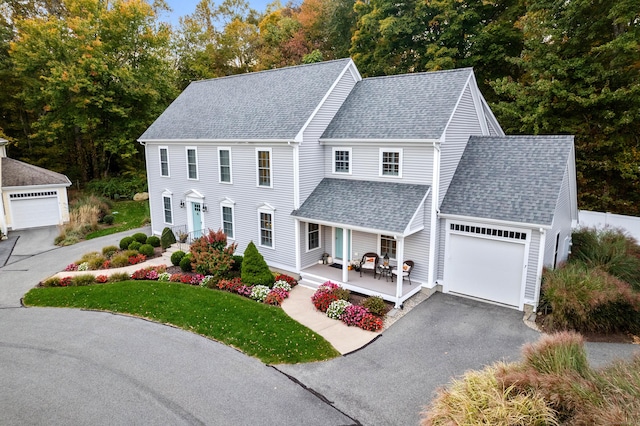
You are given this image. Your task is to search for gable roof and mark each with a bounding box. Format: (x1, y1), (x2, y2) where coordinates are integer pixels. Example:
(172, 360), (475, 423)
(2, 157), (71, 187)
(321, 68), (473, 140)
(440, 135), (575, 226)
(139, 59), (353, 141)
(292, 178), (430, 234)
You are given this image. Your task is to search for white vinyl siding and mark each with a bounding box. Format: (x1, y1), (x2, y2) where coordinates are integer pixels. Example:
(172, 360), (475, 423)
(332, 147), (352, 174)
(544, 165), (573, 268)
(162, 195), (173, 224)
(256, 148), (272, 188)
(186, 147), (198, 180)
(218, 148), (232, 184)
(379, 148), (402, 177)
(159, 146), (169, 177)
(307, 222), (320, 251)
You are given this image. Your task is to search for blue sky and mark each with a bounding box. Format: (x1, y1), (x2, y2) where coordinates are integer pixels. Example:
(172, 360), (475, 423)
(162, 0), (273, 26)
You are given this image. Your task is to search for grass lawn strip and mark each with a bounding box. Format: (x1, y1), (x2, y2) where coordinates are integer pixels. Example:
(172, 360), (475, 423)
(86, 200), (150, 240)
(24, 281), (339, 364)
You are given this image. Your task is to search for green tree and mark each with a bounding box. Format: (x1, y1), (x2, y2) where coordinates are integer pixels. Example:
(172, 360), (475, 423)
(491, 0), (640, 214)
(9, 0), (177, 182)
(241, 241), (274, 287)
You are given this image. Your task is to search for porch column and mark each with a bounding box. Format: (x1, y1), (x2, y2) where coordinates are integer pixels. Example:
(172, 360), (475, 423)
(395, 236), (405, 308)
(342, 228), (349, 283)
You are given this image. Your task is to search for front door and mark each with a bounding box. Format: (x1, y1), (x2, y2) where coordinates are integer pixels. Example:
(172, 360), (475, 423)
(334, 228), (351, 263)
(191, 202), (203, 238)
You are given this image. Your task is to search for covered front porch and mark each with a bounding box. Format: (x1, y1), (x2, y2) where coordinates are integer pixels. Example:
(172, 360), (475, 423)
(300, 263), (421, 308)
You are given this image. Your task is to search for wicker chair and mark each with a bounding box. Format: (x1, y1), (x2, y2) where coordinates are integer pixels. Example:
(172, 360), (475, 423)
(359, 252), (379, 278)
(391, 260), (414, 285)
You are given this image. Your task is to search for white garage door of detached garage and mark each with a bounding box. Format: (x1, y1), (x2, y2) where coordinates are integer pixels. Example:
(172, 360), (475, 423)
(9, 191), (60, 229)
(444, 222), (529, 309)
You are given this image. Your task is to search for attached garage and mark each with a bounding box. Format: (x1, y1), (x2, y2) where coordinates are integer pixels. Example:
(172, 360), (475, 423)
(443, 222), (529, 308)
(9, 191), (61, 229)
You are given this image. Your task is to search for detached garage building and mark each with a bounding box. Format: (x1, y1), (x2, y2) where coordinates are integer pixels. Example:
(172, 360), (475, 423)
(0, 139), (71, 235)
(439, 135), (578, 311)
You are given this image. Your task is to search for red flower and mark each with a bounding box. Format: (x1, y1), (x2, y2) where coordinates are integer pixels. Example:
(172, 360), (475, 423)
(359, 313), (384, 332)
(96, 275), (109, 283)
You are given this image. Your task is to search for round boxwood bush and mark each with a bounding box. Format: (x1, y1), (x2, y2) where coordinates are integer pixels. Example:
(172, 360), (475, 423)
(180, 254), (193, 272)
(146, 235), (161, 247)
(102, 214), (114, 225)
(132, 232), (148, 244)
(128, 241), (142, 251)
(119, 236), (134, 250)
(139, 244), (155, 257)
(171, 250), (186, 266)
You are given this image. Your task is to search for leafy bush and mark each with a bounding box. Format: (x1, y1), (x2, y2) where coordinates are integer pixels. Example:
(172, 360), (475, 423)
(132, 232), (148, 244)
(363, 295), (387, 317)
(71, 274), (97, 287)
(128, 241), (142, 251)
(334, 287), (350, 301)
(327, 299), (351, 320)
(231, 255), (243, 271)
(190, 229), (237, 280)
(171, 250), (186, 266)
(180, 254), (193, 272)
(250, 285), (271, 302)
(161, 227), (176, 249)
(86, 175), (147, 200)
(146, 235), (161, 247)
(102, 214), (114, 225)
(102, 245), (119, 258)
(340, 305), (369, 327)
(241, 241), (274, 287)
(119, 236), (134, 250)
(542, 263), (640, 333)
(138, 244), (155, 257)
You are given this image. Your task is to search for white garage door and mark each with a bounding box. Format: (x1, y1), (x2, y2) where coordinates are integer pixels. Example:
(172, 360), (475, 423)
(444, 223), (528, 308)
(9, 191), (60, 229)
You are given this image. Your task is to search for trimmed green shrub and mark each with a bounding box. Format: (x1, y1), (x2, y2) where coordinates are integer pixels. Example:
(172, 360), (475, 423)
(180, 254), (193, 272)
(231, 255), (243, 272)
(71, 274), (97, 287)
(132, 232), (148, 244)
(139, 244), (155, 257)
(363, 295), (387, 316)
(171, 250), (186, 266)
(146, 235), (161, 247)
(119, 236), (134, 250)
(128, 241), (142, 251)
(102, 214), (114, 225)
(241, 241), (274, 287)
(102, 245), (119, 258)
(161, 227), (176, 249)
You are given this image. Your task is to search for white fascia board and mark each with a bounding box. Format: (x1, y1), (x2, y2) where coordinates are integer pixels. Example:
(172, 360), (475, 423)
(294, 60), (359, 144)
(320, 138), (438, 145)
(403, 187), (431, 235)
(138, 138), (294, 145)
(438, 213), (552, 230)
(3, 183), (71, 191)
(292, 216), (407, 238)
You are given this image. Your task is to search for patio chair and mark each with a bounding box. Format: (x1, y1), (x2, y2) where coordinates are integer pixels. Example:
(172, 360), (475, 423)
(359, 252), (379, 278)
(391, 260), (414, 285)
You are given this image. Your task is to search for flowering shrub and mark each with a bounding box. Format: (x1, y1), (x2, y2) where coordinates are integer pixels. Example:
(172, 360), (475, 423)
(274, 274), (298, 288)
(359, 313), (384, 332)
(217, 277), (243, 292)
(77, 262), (89, 271)
(190, 229), (237, 279)
(340, 305), (370, 326)
(59, 276), (72, 287)
(311, 282), (342, 312)
(170, 273), (183, 282)
(130, 268), (148, 280)
(250, 285), (271, 302)
(264, 288), (289, 306)
(190, 274), (204, 285)
(101, 260), (111, 269)
(273, 280), (292, 292)
(128, 254), (146, 265)
(64, 263), (78, 271)
(158, 272), (171, 282)
(95, 275), (109, 283)
(237, 285), (253, 297)
(327, 299), (352, 320)
(180, 275), (193, 284)
(200, 275), (214, 287)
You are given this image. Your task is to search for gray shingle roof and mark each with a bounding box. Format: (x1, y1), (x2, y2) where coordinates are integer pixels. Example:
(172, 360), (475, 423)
(2, 157), (71, 187)
(321, 68), (472, 140)
(292, 178), (430, 234)
(139, 59), (352, 141)
(440, 135), (574, 226)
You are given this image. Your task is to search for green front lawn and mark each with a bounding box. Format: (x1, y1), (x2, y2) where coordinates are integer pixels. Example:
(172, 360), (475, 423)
(24, 281), (339, 364)
(86, 200), (150, 239)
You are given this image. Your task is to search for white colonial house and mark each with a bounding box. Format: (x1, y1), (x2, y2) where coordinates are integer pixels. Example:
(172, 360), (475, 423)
(139, 59), (577, 311)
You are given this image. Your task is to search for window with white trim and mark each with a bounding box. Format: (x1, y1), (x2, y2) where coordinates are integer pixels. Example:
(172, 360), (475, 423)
(256, 149), (272, 187)
(186, 147), (198, 180)
(259, 209), (274, 248)
(332, 148), (351, 174)
(159, 147), (169, 177)
(380, 235), (396, 259)
(162, 195), (173, 224)
(218, 148), (232, 183)
(379, 148), (402, 177)
(307, 223), (320, 251)
(221, 204), (234, 239)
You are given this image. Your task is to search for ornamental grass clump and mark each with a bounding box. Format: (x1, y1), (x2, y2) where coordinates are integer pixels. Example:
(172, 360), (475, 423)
(327, 299), (351, 319)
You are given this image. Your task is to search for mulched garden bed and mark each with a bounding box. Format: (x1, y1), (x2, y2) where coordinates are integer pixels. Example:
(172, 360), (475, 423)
(535, 313), (639, 344)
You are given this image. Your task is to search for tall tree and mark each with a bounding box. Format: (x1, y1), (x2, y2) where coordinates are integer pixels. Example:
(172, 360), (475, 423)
(9, 0), (177, 181)
(491, 0), (640, 214)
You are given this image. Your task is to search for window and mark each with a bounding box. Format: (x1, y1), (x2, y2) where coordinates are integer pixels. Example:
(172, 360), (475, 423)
(307, 223), (320, 251)
(380, 235), (396, 259)
(333, 148), (351, 174)
(259, 211), (273, 248)
(162, 195), (173, 224)
(380, 148), (402, 177)
(218, 148), (232, 183)
(159, 147), (169, 177)
(221, 205), (234, 239)
(256, 149), (272, 187)
(186, 147), (198, 180)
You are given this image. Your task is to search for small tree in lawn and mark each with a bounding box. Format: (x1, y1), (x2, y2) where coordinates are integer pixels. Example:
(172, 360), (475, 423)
(190, 229), (237, 281)
(241, 241), (274, 287)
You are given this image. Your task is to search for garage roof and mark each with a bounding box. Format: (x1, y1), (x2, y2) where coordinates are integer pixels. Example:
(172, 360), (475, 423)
(2, 158), (71, 187)
(292, 178), (430, 234)
(440, 135), (574, 226)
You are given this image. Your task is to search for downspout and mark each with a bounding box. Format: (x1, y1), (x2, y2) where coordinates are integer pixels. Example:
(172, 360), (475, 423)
(427, 140), (441, 287)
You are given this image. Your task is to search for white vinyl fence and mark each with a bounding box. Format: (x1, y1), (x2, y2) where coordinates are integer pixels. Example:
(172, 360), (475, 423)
(578, 210), (640, 242)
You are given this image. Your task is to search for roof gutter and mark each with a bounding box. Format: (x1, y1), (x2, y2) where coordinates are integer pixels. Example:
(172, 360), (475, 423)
(138, 138), (294, 145)
(290, 214), (408, 238)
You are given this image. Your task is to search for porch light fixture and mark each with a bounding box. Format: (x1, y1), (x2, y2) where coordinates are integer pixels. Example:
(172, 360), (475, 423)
(383, 252), (389, 266)
(202, 204), (208, 212)
(180, 200), (185, 208)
